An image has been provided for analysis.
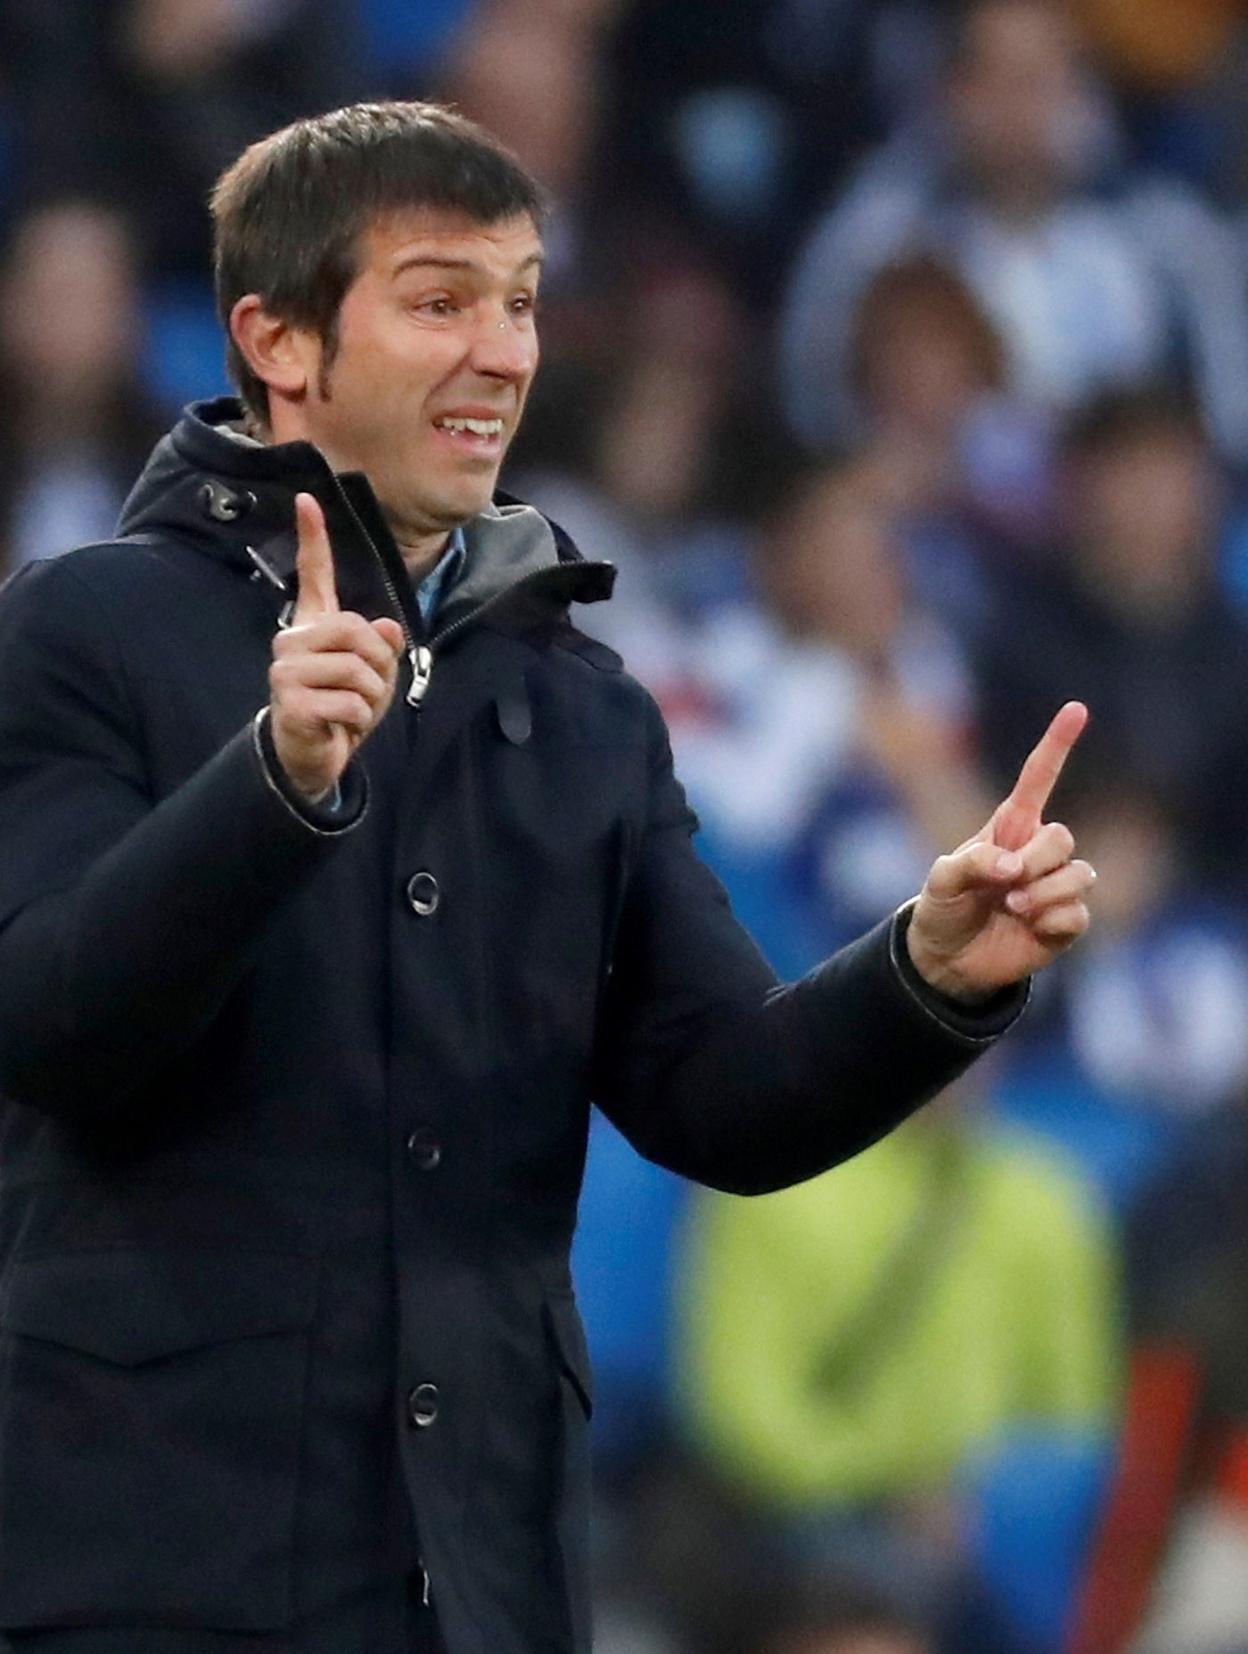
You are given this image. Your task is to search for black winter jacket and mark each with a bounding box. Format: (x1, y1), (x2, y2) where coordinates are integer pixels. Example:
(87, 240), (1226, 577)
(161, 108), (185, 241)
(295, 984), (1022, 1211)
(0, 401), (1023, 1651)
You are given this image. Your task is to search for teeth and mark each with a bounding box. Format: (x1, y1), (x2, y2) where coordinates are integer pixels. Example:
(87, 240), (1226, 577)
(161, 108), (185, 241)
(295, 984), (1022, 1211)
(437, 416), (503, 436)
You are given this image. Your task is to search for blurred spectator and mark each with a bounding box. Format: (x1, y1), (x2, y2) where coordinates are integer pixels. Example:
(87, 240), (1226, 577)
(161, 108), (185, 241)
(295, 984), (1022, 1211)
(441, 0), (627, 305)
(443, 0), (624, 199)
(1075, 0), (1246, 96)
(780, 0), (1248, 462)
(1074, 0), (1248, 204)
(987, 753), (1248, 1218)
(513, 262), (786, 684)
(846, 254), (1056, 626)
(967, 388), (1248, 894)
(648, 460), (987, 976)
(1054, 775), (1248, 1119)
(0, 200), (163, 578)
(851, 254), (1011, 510)
(4, 0), (366, 277)
(602, 0), (941, 293)
(753, 1587), (933, 1654)
(1070, 1109), (1248, 1653)
(673, 1089), (1118, 1650)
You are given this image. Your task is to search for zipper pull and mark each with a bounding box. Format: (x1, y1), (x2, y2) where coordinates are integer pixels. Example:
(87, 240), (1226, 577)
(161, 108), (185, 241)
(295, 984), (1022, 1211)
(406, 644), (433, 707)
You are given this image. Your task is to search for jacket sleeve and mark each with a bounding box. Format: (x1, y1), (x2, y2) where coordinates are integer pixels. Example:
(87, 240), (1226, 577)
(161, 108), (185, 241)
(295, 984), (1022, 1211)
(0, 555), (365, 1119)
(592, 699), (1026, 1195)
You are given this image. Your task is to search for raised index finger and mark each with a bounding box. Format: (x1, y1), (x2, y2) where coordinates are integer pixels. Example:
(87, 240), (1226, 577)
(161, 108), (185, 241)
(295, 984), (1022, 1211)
(1001, 700), (1088, 830)
(292, 492), (339, 622)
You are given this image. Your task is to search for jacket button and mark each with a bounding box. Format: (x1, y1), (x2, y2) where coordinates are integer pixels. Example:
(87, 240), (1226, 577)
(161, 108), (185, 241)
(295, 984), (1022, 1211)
(408, 1383), (440, 1428)
(406, 871), (440, 916)
(406, 1128), (442, 1171)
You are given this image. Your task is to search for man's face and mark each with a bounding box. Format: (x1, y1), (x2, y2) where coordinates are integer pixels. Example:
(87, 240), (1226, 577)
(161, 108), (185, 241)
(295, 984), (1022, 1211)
(1073, 431), (1216, 600)
(282, 209), (542, 542)
(949, 1), (1090, 201)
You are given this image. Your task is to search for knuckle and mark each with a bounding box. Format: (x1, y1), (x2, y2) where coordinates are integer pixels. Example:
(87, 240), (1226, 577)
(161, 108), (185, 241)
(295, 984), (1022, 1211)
(927, 852), (956, 887)
(968, 845), (998, 879)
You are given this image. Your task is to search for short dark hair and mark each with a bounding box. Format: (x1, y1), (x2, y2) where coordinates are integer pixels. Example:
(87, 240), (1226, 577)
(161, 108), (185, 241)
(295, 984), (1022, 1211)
(849, 254), (1007, 401)
(211, 100), (547, 423)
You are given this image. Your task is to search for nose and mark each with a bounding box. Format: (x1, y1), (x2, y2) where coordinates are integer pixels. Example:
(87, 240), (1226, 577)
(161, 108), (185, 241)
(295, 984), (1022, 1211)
(468, 307), (538, 382)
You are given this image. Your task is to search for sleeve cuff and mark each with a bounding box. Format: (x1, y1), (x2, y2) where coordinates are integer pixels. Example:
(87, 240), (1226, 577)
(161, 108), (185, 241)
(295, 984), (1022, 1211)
(251, 708), (368, 836)
(888, 899), (1030, 1045)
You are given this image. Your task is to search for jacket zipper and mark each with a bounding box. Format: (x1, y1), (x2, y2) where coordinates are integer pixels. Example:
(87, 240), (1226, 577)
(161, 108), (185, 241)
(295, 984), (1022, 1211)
(323, 472), (432, 706)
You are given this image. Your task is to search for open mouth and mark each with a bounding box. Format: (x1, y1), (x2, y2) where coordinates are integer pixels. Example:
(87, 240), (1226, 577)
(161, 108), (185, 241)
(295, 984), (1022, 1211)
(432, 415), (505, 451)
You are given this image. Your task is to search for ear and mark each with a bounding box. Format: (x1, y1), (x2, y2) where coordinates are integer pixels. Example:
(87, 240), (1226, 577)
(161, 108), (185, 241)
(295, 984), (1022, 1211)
(229, 294), (315, 404)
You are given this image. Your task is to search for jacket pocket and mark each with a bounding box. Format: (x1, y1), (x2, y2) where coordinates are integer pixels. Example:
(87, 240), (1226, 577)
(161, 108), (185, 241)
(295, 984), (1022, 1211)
(0, 1249), (319, 1631)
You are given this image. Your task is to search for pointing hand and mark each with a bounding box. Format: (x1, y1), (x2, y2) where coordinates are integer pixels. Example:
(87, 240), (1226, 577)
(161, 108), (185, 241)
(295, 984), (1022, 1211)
(268, 493), (405, 802)
(906, 702), (1096, 1001)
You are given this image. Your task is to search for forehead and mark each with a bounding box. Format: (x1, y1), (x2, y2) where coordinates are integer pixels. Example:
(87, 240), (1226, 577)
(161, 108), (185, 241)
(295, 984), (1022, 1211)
(357, 210), (544, 278)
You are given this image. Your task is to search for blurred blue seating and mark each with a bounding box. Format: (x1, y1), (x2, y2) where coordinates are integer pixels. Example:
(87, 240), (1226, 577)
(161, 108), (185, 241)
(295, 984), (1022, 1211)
(141, 279), (230, 416)
(991, 1045), (1189, 1216)
(572, 1111), (686, 1469)
(1222, 501), (1248, 610)
(359, 0), (473, 80)
(0, 99), (16, 221)
(965, 1429), (1114, 1653)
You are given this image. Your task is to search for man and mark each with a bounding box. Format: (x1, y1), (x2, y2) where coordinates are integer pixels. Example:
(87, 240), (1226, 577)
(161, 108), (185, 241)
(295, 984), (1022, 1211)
(0, 102), (1094, 1654)
(780, 0), (1248, 463)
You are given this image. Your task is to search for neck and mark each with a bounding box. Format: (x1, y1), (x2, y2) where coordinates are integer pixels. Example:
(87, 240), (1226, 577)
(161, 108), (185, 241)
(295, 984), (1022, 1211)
(257, 410), (456, 580)
(394, 527), (453, 582)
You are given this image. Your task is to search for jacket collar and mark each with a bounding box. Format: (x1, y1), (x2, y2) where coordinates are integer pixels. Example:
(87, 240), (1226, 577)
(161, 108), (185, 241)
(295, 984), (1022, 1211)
(117, 398), (615, 640)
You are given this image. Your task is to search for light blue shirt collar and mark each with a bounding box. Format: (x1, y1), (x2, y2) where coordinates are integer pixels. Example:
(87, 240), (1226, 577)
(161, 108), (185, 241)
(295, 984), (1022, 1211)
(416, 525), (467, 624)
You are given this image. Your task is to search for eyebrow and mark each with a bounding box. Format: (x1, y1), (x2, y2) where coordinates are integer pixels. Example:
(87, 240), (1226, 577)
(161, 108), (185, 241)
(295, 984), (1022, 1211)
(390, 252), (544, 281)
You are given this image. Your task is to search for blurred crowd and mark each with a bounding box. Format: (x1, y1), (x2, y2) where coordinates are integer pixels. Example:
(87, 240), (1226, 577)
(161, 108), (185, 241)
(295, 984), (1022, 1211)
(4, 2), (1248, 1651)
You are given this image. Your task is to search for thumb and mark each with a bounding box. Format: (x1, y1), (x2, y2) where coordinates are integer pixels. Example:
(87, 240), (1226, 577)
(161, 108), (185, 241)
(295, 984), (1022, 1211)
(925, 840), (1024, 903)
(371, 617), (405, 656)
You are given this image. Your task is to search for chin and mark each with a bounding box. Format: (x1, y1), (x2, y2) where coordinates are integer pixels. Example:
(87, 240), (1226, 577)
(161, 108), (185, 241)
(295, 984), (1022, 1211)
(442, 480), (500, 522)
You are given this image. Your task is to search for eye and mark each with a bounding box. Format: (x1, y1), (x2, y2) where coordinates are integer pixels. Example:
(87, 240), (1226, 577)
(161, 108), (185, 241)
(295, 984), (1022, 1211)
(509, 292), (538, 318)
(413, 295), (459, 317)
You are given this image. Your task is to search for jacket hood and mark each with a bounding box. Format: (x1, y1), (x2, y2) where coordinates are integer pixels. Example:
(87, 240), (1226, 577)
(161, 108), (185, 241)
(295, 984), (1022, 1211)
(116, 398), (615, 634)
